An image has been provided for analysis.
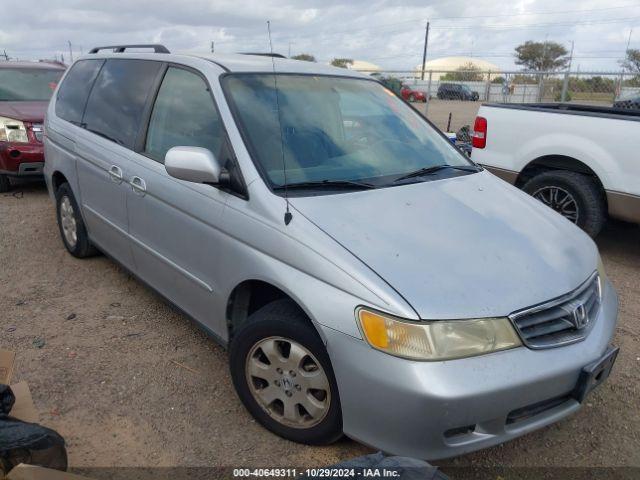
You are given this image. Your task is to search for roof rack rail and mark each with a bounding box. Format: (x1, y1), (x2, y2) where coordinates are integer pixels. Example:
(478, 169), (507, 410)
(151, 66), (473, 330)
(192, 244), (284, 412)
(89, 44), (170, 54)
(239, 52), (286, 58)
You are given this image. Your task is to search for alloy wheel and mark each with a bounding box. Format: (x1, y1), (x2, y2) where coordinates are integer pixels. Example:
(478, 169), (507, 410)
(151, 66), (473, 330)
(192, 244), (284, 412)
(245, 336), (331, 429)
(59, 196), (78, 248)
(532, 186), (579, 223)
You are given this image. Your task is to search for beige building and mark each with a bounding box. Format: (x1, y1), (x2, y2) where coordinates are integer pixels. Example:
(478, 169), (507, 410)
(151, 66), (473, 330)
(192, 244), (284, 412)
(347, 60), (382, 72)
(415, 57), (501, 80)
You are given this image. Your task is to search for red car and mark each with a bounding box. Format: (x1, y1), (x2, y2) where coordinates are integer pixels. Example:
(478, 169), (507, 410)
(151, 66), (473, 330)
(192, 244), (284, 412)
(400, 84), (427, 103)
(0, 61), (65, 192)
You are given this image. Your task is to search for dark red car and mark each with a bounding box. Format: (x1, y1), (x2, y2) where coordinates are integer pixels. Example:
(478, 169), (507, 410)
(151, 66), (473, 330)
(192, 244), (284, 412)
(0, 61), (65, 192)
(400, 84), (427, 103)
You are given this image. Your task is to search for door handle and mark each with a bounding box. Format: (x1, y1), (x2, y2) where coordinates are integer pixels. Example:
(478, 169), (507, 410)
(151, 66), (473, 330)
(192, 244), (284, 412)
(108, 165), (123, 183)
(130, 176), (147, 196)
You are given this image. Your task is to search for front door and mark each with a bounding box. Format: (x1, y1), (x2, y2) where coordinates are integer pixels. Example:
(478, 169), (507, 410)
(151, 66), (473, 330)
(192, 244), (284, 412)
(125, 66), (230, 332)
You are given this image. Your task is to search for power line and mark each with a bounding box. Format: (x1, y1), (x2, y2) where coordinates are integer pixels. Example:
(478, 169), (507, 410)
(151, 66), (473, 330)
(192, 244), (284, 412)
(430, 16), (640, 30)
(273, 4), (640, 39)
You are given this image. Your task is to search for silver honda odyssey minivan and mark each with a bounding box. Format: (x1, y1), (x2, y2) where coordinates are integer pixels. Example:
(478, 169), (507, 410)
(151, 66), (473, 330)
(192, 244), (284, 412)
(44, 45), (619, 459)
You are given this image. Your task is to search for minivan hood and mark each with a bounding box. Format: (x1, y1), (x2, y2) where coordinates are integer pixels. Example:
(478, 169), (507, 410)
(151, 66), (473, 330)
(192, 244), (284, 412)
(0, 101), (48, 123)
(291, 171), (597, 319)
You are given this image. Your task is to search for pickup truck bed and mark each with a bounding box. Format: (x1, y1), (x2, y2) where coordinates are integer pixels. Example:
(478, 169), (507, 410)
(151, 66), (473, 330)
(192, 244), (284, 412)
(471, 102), (640, 236)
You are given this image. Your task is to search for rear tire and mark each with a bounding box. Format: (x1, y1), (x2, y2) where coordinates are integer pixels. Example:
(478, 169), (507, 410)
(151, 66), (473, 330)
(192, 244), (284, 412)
(0, 174), (10, 193)
(229, 299), (343, 445)
(522, 170), (606, 237)
(55, 183), (98, 258)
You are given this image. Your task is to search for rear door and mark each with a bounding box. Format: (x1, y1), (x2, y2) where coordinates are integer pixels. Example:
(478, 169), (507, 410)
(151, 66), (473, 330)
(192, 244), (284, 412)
(124, 65), (232, 331)
(75, 59), (163, 267)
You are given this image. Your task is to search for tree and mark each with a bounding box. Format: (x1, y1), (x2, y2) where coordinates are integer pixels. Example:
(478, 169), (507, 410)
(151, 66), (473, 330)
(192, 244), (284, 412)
(511, 74), (539, 85)
(330, 58), (353, 69)
(514, 41), (569, 72)
(441, 62), (484, 81)
(621, 49), (640, 73)
(291, 53), (316, 62)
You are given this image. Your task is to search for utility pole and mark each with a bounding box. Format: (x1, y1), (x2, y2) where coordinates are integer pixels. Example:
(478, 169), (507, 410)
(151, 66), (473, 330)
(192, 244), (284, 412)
(567, 40), (574, 70)
(623, 28), (634, 70)
(211, 41), (215, 53)
(541, 33), (549, 70)
(617, 28), (634, 101)
(420, 22), (430, 80)
(68, 41), (73, 63)
(561, 40), (574, 102)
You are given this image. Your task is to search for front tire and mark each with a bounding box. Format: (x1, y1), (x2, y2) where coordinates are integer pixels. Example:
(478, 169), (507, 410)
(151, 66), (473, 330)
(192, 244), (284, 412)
(0, 174), (10, 193)
(523, 170), (606, 237)
(55, 183), (97, 258)
(229, 299), (342, 445)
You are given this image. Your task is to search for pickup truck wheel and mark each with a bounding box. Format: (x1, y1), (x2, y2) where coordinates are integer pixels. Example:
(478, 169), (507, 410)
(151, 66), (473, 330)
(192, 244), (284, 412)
(229, 299), (342, 445)
(55, 183), (98, 258)
(0, 174), (10, 193)
(523, 171), (606, 237)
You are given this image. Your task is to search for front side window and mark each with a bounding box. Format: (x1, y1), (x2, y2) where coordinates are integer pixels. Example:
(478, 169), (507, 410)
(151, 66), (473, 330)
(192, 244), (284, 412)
(0, 68), (63, 102)
(82, 59), (162, 148)
(223, 74), (474, 190)
(55, 60), (104, 125)
(145, 67), (223, 162)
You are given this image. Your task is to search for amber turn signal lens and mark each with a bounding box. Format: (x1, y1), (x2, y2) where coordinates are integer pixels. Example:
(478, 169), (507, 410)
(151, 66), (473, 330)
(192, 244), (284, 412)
(359, 310), (389, 348)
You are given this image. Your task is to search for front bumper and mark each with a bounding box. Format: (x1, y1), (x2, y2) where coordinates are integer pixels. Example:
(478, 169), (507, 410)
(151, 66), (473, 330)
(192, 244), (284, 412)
(324, 279), (618, 460)
(0, 141), (45, 177)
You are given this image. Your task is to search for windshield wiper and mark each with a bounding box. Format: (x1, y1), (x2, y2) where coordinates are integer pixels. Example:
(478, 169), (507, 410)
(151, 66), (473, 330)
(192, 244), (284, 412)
(273, 179), (376, 191)
(392, 164), (479, 183)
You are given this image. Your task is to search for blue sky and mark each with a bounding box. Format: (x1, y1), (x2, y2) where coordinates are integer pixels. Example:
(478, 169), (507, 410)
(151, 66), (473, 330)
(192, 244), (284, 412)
(1, 0), (638, 72)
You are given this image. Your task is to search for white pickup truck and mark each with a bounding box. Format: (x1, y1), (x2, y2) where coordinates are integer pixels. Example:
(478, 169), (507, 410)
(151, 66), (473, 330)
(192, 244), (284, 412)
(471, 103), (640, 236)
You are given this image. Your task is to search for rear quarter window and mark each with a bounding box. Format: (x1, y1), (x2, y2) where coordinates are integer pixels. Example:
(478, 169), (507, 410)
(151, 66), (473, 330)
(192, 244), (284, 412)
(55, 59), (104, 125)
(82, 59), (162, 148)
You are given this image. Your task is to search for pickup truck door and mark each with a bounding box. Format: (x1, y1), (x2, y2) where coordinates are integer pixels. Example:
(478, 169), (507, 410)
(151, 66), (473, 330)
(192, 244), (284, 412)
(125, 65), (230, 333)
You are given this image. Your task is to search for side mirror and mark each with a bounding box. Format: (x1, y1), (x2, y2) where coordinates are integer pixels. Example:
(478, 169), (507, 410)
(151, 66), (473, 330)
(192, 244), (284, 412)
(164, 146), (222, 184)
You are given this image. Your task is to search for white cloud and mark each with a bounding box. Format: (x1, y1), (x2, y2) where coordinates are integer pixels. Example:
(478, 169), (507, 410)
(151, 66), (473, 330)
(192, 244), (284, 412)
(0, 0), (637, 71)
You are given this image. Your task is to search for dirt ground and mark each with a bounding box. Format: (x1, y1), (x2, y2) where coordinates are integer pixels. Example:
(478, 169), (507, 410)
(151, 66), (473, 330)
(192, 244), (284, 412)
(1, 181), (639, 477)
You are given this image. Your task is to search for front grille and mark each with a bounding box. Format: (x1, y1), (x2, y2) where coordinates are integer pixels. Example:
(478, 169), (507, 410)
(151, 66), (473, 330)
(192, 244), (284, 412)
(32, 124), (43, 142)
(510, 272), (601, 349)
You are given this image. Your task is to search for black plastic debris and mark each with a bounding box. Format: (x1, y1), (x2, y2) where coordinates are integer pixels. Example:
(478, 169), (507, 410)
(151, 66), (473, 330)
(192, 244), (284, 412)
(0, 385), (68, 475)
(0, 385), (15, 415)
(300, 451), (449, 480)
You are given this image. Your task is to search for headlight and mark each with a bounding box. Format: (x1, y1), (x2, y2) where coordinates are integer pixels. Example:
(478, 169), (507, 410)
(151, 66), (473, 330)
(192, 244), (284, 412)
(357, 308), (521, 361)
(0, 116), (29, 143)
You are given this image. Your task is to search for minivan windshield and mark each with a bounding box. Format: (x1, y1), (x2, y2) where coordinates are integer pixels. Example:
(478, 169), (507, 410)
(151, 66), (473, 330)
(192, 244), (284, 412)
(0, 68), (63, 101)
(224, 74), (476, 190)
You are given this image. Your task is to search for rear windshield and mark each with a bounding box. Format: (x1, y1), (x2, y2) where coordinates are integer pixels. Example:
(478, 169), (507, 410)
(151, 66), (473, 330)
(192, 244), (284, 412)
(0, 68), (63, 101)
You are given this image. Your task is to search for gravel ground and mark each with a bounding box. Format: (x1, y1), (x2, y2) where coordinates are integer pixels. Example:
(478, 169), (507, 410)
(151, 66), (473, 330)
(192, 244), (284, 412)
(1, 181), (639, 476)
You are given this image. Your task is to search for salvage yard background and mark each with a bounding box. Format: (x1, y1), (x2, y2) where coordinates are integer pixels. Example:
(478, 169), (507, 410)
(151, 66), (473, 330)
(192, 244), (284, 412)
(1, 182), (639, 475)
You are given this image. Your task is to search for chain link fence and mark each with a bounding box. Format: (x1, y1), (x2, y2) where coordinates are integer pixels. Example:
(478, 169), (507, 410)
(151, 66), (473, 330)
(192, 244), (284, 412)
(366, 69), (640, 133)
